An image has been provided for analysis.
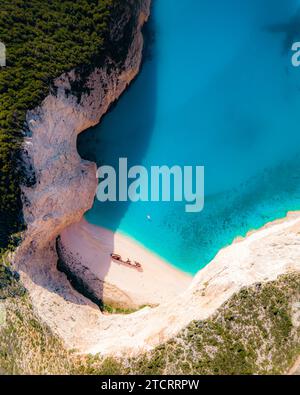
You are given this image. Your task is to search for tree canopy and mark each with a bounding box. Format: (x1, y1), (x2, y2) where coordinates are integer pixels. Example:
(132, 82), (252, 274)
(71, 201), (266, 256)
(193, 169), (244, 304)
(0, 0), (133, 247)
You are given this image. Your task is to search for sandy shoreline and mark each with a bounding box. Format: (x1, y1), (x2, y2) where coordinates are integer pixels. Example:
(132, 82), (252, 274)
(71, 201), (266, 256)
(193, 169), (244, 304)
(17, 211), (300, 356)
(60, 211), (300, 309)
(60, 219), (192, 307)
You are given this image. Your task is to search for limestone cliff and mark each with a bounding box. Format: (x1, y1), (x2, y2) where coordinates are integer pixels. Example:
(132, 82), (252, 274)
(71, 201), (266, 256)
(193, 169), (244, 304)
(14, 0), (151, 296)
(11, 0), (300, 359)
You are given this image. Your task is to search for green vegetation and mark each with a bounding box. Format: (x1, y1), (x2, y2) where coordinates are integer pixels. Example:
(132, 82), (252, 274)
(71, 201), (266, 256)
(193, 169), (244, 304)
(0, 271), (299, 375)
(0, 253), (25, 300)
(0, 2), (299, 376)
(0, 0), (137, 247)
(102, 303), (150, 315)
(128, 273), (300, 375)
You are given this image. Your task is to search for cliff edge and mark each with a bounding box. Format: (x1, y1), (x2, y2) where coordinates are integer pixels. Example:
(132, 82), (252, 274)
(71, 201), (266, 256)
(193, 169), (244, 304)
(9, 0), (299, 361)
(14, 0), (151, 309)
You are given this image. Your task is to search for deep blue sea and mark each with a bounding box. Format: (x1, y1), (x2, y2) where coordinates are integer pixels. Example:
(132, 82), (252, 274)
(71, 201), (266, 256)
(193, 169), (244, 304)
(78, 0), (300, 275)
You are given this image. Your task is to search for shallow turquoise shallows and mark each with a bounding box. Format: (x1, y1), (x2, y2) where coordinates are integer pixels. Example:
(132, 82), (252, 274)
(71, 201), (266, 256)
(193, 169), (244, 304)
(78, 0), (300, 275)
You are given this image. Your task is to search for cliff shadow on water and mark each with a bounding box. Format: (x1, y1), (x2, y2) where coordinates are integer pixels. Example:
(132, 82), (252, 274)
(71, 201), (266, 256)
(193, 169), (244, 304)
(67, 19), (158, 309)
(78, 20), (157, 223)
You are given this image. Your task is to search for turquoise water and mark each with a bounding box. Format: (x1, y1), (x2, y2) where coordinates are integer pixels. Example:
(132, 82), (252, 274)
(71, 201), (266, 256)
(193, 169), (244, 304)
(78, 0), (300, 275)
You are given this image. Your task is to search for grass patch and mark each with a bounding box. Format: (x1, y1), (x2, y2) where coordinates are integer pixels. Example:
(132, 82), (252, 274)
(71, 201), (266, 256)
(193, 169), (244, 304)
(102, 303), (150, 315)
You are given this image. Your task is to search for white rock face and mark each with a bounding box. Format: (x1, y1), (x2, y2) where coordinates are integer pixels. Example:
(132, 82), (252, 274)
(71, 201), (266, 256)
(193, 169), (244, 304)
(14, 0), (151, 292)
(12, 0), (300, 357)
(15, 210), (300, 356)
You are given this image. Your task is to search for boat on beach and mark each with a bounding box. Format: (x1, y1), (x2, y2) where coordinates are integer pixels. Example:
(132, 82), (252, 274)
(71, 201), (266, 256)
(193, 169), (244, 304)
(110, 253), (143, 272)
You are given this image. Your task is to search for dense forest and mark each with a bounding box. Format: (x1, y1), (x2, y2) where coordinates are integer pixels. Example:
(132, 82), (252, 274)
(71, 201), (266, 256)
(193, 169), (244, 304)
(0, 0), (135, 248)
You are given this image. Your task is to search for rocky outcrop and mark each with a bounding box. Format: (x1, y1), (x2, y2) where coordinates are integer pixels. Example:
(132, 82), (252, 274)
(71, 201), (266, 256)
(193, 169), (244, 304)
(11, 0), (300, 358)
(14, 0), (151, 298)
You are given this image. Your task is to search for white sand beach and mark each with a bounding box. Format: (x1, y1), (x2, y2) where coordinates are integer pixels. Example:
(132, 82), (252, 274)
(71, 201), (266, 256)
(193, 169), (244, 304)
(16, 211), (300, 356)
(60, 219), (192, 307)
